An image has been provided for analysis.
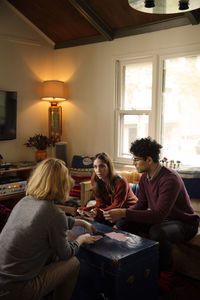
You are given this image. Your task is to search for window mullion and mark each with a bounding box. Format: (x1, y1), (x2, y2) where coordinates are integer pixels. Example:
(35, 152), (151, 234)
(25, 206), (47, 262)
(119, 110), (151, 115)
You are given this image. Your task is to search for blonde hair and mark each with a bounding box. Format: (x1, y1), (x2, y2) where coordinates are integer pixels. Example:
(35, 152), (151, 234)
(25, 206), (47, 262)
(26, 158), (74, 202)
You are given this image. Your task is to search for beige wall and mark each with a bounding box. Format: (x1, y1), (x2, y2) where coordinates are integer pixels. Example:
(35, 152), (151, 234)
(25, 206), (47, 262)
(1, 0), (200, 165)
(54, 24), (200, 163)
(0, 0), (54, 162)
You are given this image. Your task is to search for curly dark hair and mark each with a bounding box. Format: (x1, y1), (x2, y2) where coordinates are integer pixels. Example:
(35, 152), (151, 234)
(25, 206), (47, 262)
(130, 137), (162, 163)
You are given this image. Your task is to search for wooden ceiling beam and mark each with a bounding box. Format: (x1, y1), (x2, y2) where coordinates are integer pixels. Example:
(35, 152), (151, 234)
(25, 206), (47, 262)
(55, 34), (106, 49)
(114, 15), (191, 39)
(55, 15), (191, 49)
(185, 9), (200, 25)
(69, 0), (113, 41)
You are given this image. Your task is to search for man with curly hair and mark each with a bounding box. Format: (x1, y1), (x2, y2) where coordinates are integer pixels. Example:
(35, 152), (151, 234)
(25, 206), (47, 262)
(103, 137), (199, 291)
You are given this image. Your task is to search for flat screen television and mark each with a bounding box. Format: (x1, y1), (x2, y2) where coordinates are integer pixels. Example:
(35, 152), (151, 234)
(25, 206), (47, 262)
(0, 90), (17, 140)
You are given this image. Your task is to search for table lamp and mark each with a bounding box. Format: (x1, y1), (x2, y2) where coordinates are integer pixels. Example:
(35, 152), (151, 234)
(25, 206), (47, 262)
(41, 80), (67, 142)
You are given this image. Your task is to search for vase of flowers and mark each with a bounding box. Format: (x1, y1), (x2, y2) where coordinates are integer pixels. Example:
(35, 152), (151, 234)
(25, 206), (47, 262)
(25, 134), (53, 162)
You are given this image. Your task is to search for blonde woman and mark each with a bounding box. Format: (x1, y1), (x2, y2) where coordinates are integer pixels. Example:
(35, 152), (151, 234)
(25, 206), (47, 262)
(0, 158), (97, 300)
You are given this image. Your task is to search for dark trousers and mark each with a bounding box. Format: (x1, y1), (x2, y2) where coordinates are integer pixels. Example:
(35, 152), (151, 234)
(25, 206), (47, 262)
(117, 219), (198, 271)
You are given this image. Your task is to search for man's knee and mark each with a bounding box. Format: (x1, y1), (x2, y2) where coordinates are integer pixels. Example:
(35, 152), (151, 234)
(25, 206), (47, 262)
(149, 224), (166, 241)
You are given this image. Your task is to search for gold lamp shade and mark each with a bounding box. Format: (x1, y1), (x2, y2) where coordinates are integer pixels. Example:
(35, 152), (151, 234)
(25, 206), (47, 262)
(41, 80), (67, 142)
(128, 0), (200, 14)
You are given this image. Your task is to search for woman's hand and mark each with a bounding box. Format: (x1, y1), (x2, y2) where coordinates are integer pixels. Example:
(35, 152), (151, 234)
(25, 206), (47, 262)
(74, 218), (97, 235)
(83, 220), (97, 235)
(102, 208), (126, 223)
(77, 208), (97, 218)
(86, 208), (97, 218)
(76, 233), (98, 245)
(77, 208), (86, 216)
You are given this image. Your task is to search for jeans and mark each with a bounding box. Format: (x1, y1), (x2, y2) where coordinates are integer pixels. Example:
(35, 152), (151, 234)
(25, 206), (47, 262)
(117, 219), (198, 271)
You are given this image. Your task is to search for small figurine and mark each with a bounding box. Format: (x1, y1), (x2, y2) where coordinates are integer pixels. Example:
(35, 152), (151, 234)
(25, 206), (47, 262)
(163, 157), (168, 167)
(160, 159), (164, 166)
(176, 160), (181, 169)
(169, 160), (174, 169)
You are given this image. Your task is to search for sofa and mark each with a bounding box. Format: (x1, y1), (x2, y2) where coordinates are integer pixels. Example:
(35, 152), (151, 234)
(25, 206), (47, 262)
(80, 169), (200, 280)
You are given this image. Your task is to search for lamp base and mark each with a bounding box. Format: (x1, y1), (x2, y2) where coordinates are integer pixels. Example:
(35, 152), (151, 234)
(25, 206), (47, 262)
(48, 103), (62, 142)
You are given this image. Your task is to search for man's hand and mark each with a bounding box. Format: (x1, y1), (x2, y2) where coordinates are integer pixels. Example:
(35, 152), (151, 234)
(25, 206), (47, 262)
(102, 208), (126, 223)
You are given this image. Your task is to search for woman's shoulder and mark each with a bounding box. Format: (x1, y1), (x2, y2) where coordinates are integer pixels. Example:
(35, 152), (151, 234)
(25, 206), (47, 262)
(91, 175), (95, 184)
(114, 174), (128, 186)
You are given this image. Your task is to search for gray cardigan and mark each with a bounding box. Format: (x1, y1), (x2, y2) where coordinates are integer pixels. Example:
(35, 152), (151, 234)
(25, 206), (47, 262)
(0, 196), (79, 290)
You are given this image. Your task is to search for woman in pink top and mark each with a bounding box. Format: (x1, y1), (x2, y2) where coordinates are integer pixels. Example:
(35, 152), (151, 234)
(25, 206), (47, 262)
(77, 152), (137, 222)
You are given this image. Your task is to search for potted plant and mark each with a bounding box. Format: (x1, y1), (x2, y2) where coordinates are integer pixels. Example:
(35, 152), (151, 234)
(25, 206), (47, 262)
(25, 134), (53, 161)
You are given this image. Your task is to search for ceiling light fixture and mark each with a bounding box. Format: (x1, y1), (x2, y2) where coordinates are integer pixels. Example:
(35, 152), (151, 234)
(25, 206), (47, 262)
(145, 0), (155, 8)
(128, 0), (200, 14)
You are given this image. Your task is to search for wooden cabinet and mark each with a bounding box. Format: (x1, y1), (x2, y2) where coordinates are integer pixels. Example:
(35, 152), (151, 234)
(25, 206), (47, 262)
(0, 164), (35, 209)
(0, 162), (78, 216)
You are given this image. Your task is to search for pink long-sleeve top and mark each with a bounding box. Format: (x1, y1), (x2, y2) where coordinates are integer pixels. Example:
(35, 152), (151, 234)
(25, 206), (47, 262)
(82, 175), (138, 221)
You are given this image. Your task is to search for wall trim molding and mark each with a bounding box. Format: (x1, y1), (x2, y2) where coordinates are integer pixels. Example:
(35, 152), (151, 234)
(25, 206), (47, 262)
(3, 0), (54, 47)
(0, 34), (44, 46)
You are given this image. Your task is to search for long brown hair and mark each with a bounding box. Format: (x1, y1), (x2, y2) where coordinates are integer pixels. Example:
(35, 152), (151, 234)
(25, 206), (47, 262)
(93, 152), (117, 197)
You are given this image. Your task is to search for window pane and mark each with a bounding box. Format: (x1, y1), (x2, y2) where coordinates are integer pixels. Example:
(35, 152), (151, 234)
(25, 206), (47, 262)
(123, 62), (152, 110)
(121, 115), (149, 157)
(161, 55), (200, 165)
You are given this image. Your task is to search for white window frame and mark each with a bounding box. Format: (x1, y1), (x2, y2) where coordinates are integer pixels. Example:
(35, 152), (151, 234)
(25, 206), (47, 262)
(157, 50), (200, 145)
(114, 55), (158, 164)
(114, 49), (200, 166)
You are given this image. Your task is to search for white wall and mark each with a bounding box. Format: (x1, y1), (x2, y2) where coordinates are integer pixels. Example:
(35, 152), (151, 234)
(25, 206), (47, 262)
(0, 0), (54, 163)
(1, 0), (200, 165)
(54, 24), (200, 163)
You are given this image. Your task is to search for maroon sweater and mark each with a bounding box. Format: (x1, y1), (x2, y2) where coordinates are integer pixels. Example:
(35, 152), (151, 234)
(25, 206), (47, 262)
(127, 166), (200, 226)
(82, 175), (137, 221)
